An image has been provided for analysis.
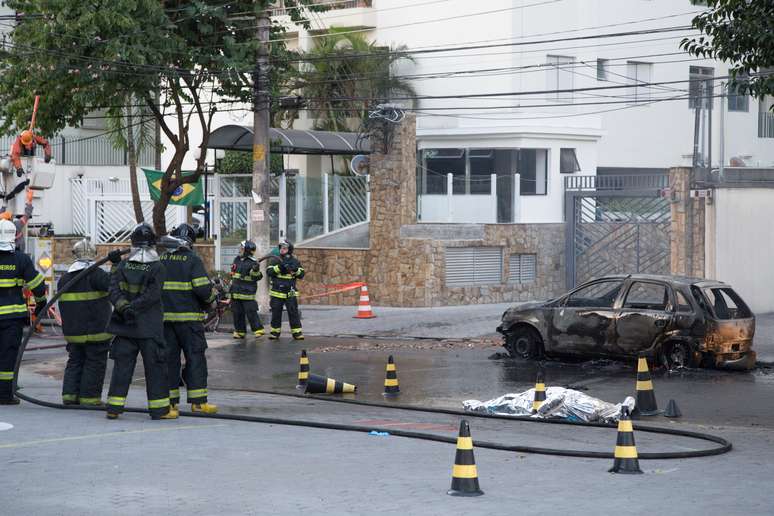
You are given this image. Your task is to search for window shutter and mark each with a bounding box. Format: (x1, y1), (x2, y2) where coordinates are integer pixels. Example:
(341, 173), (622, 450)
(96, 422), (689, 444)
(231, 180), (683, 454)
(445, 247), (502, 286)
(509, 254), (537, 283)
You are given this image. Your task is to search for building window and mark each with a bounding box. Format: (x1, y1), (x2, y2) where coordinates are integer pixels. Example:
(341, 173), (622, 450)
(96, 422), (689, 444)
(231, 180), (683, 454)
(519, 149), (548, 195)
(547, 55), (575, 102)
(727, 80), (749, 112)
(445, 247), (502, 287)
(626, 61), (652, 102)
(689, 66), (714, 110)
(560, 148), (581, 174)
(422, 148), (464, 194)
(596, 59), (609, 81)
(509, 254), (537, 283)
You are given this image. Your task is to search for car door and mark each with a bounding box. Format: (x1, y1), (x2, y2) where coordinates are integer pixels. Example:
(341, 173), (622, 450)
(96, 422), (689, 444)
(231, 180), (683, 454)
(548, 279), (624, 356)
(614, 280), (674, 356)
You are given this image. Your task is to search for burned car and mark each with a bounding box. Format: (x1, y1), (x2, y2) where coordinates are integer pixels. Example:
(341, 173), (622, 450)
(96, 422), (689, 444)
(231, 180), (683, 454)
(496, 275), (756, 370)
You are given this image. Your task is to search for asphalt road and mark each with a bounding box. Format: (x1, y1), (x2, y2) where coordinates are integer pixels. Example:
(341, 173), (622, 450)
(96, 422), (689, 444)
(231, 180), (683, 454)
(4, 334), (774, 514)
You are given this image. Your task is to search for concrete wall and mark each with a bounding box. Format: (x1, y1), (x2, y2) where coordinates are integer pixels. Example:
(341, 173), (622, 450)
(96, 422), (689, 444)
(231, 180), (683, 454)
(709, 188), (774, 313)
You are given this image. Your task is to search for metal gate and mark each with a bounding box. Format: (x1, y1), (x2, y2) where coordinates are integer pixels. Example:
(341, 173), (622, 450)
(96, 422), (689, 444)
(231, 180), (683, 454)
(565, 174), (671, 288)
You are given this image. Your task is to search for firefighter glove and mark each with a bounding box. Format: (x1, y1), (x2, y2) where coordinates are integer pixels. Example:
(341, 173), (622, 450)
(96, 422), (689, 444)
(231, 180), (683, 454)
(107, 249), (123, 264)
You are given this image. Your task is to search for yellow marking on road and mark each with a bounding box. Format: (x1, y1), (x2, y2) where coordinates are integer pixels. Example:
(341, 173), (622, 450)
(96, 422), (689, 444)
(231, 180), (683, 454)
(0, 423), (226, 450)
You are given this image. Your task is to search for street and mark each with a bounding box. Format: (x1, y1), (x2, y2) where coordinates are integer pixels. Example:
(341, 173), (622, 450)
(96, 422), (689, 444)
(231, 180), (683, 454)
(4, 331), (774, 515)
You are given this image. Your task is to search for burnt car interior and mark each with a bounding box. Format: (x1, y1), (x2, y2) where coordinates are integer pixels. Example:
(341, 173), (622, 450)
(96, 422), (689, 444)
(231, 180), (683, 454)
(703, 287), (752, 320)
(622, 282), (670, 311)
(564, 281), (623, 308)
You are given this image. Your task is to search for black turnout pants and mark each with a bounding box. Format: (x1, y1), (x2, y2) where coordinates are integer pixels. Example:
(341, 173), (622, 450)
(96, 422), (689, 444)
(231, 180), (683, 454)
(231, 299), (263, 334)
(107, 336), (170, 418)
(62, 340), (110, 404)
(165, 322), (208, 405)
(0, 319), (23, 400)
(269, 296), (302, 336)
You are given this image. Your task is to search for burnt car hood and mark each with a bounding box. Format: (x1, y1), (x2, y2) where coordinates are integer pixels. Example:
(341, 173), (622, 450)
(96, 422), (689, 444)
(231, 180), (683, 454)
(503, 300), (549, 316)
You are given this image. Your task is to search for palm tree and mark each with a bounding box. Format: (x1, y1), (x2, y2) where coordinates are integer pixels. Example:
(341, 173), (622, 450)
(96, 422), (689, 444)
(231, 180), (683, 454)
(293, 29), (416, 132)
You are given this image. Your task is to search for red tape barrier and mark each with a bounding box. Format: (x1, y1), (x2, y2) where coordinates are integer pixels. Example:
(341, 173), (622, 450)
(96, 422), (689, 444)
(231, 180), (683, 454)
(302, 282), (365, 300)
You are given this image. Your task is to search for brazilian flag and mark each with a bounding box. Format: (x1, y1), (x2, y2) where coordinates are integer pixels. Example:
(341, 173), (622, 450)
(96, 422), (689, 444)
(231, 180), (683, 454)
(142, 168), (205, 206)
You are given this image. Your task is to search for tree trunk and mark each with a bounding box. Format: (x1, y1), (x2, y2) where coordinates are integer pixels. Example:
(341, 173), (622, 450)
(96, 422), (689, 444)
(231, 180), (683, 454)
(152, 194), (168, 237)
(125, 106), (145, 223)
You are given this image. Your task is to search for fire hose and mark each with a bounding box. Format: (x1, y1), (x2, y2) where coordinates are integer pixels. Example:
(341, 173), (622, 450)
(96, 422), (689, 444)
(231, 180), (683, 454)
(11, 251), (732, 460)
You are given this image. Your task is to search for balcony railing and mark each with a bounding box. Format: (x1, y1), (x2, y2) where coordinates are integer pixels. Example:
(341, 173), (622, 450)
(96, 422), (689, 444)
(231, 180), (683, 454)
(270, 0), (371, 16)
(0, 134), (156, 167)
(759, 112), (774, 138)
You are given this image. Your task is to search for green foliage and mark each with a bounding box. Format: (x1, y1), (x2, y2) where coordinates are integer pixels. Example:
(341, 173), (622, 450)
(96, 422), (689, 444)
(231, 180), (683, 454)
(284, 29), (416, 132)
(219, 150), (253, 175)
(681, 0), (774, 100)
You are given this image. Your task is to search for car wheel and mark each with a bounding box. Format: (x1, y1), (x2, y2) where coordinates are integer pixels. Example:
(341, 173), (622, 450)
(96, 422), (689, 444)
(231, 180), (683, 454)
(506, 327), (542, 360)
(663, 341), (696, 369)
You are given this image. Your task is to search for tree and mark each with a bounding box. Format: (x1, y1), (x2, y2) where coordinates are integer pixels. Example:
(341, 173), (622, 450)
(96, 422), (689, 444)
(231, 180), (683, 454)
(681, 0), (774, 101)
(0, 0), (325, 235)
(105, 95), (157, 223)
(289, 29), (416, 133)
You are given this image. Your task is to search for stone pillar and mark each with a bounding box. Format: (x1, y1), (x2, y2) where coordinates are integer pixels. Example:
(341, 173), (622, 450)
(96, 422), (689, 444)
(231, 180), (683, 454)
(670, 167), (705, 278)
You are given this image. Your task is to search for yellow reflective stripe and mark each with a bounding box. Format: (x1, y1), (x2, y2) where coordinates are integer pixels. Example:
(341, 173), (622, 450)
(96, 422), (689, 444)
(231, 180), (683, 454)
(249, 269), (262, 277)
(163, 281), (193, 291)
(26, 273), (44, 290)
(119, 282), (144, 294)
(270, 327), (281, 332)
(163, 312), (205, 322)
(0, 278), (22, 287)
(62, 394), (78, 401)
(276, 274), (293, 280)
(191, 277), (210, 287)
(79, 397), (102, 405)
(384, 379), (399, 387)
(270, 290), (287, 299)
(271, 265), (280, 273)
(59, 291), (109, 302)
(34, 295), (47, 303)
(148, 398), (170, 409)
(456, 437), (473, 450)
(0, 304), (28, 315)
(187, 388), (207, 398)
(534, 383), (545, 391)
(637, 358), (649, 372)
(452, 464), (478, 479)
(636, 380), (654, 391)
(618, 420), (634, 433)
(0, 371), (14, 380)
(291, 328), (303, 334)
(386, 364), (396, 372)
(64, 333), (113, 344)
(107, 396), (126, 406)
(614, 446), (639, 459)
(231, 293), (256, 300)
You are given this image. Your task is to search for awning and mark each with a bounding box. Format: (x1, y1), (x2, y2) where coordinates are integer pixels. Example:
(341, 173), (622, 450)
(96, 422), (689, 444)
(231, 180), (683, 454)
(207, 124), (370, 155)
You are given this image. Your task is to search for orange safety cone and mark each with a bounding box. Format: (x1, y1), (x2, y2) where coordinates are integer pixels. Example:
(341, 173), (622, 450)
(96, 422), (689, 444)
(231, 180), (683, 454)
(353, 284), (376, 319)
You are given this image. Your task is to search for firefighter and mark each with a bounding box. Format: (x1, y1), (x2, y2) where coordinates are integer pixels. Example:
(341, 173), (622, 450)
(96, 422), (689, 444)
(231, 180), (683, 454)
(105, 223), (176, 420)
(267, 240), (305, 340)
(161, 223), (217, 414)
(229, 240), (264, 339)
(0, 219), (46, 404)
(10, 129), (52, 177)
(58, 239), (122, 406)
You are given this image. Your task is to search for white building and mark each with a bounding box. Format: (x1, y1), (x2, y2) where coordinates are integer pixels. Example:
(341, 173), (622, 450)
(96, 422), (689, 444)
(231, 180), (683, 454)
(268, 0), (774, 225)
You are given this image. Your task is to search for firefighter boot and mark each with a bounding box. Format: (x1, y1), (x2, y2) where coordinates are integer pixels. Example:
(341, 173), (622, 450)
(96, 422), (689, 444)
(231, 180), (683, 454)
(232, 331), (245, 340)
(191, 402), (218, 414)
(254, 328), (265, 337)
(160, 405), (179, 419)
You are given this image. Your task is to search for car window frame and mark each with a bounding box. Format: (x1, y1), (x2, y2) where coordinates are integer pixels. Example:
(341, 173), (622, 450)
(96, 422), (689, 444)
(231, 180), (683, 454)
(561, 279), (626, 309)
(701, 286), (753, 320)
(620, 280), (675, 313)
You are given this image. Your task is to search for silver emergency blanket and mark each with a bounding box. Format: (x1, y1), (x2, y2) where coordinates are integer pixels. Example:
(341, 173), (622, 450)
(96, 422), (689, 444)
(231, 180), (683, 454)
(463, 387), (635, 423)
(68, 260), (94, 273)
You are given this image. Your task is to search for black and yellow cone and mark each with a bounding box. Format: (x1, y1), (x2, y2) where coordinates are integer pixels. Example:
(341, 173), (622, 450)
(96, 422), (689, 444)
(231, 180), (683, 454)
(304, 373), (356, 394)
(296, 350), (310, 390)
(634, 355), (660, 416)
(383, 355), (400, 397)
(608, 407), (643, 474)
(448, 419), (484, 497)
(532, 370), (546, 413)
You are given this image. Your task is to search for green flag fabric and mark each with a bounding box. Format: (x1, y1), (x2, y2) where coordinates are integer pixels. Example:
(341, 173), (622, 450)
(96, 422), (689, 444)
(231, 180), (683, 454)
(142, 168), (205, 206)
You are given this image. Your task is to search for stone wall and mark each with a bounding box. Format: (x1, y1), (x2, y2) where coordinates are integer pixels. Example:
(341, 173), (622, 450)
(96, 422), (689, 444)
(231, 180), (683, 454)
(670, 167), (705, 277)
(293, 248), (369, 305)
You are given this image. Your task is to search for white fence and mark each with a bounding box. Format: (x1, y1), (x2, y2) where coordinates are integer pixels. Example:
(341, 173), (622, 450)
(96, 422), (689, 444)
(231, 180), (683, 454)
(418, 173), (520, 223)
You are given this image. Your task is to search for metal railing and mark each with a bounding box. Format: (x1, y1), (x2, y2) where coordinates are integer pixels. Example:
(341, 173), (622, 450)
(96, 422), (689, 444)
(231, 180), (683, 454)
(759, 112), (774, 138)
(270, 0), (371, 16)
(0, 134), (156, 167)
(564, 174), (669, 192)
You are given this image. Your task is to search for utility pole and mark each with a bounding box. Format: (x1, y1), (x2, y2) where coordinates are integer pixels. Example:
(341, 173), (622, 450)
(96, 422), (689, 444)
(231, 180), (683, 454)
(251, 3), (272, 312)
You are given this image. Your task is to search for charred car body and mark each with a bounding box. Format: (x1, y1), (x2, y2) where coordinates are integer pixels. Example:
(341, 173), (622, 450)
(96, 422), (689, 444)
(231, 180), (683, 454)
(496, 275), (756, 370)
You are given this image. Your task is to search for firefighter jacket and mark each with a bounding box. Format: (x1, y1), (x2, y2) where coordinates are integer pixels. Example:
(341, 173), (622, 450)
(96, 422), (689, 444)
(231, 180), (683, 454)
(160, 247), (215, 323)
(267, 255), (305, 299)
(57, 264), (112, 344)
(107, 260), (165, 339)
(0, 250), (46, 320)
(230, 255), (262, 301)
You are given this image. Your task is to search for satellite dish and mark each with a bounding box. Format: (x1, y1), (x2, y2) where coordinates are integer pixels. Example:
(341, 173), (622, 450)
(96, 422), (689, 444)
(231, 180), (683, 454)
(349, 154), (370, 176)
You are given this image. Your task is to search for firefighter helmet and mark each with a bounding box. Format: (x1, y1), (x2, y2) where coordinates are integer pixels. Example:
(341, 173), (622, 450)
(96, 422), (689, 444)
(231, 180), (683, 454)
(130, 222), (156, 247)
(243, 240), (256, 256)
(72, 238), (96, 261)
(20, 130), (33, 146)
(171, 223), (197, 245)
(0, 219), (15, 251)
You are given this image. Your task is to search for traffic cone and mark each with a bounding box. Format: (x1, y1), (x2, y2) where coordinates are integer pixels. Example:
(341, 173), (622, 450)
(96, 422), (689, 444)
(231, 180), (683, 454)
(448, 420), (484, 497)
(353, 284), (376, 319)
(634, 354), (660, 416)
(664, 399), (682, 418)
(304, 373), (356, 394)
(296, 350), (310, 390)
(609, 407), (643, 474)
(383, 355), (400, 397)
(532, 370), (546, 413)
